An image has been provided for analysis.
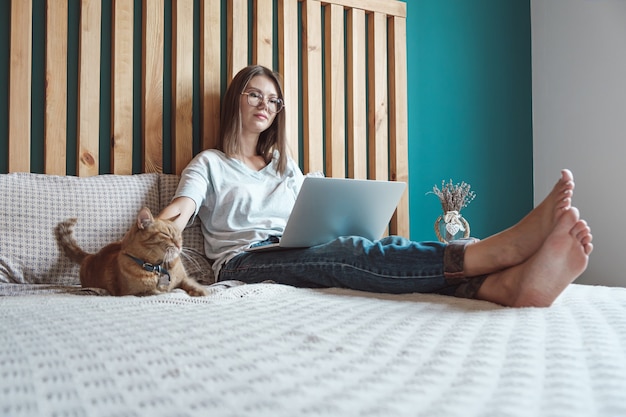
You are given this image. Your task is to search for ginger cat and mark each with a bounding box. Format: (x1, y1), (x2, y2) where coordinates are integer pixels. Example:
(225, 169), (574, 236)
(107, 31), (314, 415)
(55, 207), (207, 297)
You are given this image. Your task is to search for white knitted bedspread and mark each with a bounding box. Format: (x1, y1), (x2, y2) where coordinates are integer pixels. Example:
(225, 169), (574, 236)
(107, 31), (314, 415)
(1, 283), (626, 417)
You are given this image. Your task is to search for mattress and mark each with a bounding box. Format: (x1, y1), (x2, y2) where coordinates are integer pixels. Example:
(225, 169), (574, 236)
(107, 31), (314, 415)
(1, 282), (626, 417)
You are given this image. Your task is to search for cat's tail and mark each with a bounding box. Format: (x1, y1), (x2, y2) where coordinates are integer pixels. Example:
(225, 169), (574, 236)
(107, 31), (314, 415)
(54, 218), (90, 265)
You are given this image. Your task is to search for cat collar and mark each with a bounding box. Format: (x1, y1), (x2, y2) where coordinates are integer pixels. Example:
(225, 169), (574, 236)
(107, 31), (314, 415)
(125, 254), (171, 287)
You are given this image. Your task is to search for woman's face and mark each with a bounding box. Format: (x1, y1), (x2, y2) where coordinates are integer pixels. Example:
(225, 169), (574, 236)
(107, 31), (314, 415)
(239, 75), (281, 136)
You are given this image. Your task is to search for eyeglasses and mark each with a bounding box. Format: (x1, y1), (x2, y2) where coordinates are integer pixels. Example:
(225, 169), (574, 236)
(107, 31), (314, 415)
(241, 91), (284, 113)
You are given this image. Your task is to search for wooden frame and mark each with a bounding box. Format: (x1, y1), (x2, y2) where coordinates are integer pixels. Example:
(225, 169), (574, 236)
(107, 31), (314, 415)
(4, 0), (409, 236)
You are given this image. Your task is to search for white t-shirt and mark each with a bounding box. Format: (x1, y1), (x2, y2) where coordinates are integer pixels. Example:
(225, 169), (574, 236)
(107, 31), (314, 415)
(174, 149), (304, 276)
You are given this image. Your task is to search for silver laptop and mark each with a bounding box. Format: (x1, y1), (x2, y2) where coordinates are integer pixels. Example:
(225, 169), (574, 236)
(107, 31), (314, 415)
(245, 177), (406, 252)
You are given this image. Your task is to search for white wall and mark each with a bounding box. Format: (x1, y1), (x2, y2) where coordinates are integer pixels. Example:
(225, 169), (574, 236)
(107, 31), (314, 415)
(531, 0), (626, 287)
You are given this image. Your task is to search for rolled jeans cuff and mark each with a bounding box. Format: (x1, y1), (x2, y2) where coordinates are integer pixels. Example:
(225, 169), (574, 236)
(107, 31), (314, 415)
(443, 238), (487, 299)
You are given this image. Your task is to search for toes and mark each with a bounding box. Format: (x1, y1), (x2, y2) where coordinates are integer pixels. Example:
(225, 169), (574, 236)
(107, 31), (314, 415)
(560, 181), (574, 195)
(557, 196), (572, 210)
(553, 177), (573, 206)
(569, 219), (592, 255)
(562, 207), (580, 224)
(561, 169), (574, 183)
(570, 219), (590, 240)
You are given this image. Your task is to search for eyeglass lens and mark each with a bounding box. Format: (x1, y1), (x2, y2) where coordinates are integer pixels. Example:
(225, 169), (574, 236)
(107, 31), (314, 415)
(245, 92), (283, 113)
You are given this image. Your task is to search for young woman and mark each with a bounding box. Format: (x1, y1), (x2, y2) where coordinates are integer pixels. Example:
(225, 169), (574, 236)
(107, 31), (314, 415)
(159, 65), (593, 307)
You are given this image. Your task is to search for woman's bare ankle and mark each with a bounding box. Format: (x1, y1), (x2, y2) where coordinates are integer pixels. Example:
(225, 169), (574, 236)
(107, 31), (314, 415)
(474, 272), (516, 306)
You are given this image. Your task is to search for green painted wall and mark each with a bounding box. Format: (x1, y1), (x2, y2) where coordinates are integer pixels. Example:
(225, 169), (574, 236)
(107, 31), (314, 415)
(406, 0), (533, 240)
(0, 0), (532, 240)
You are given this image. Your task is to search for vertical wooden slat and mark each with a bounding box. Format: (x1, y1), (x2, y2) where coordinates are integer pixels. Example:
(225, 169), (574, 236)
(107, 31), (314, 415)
(8, 0), (33, 173)
(228, 0), (248, 82)
(45, 0), (68, 175)
(346, 8), (367, 180)
(172, 0), (194, 175)
(111, 0), (134, 175)
(388, 15), (409, 237)
(77, 0), (102, 177)
(324, 4), (345, 177)
(367, 11), (388, 181)
(278, 0), (299, 160)
(253, 0), (273, 68)
(142, 0), (164, 173)
(200, 0), (221, 151)
(301, 0), (324, 174)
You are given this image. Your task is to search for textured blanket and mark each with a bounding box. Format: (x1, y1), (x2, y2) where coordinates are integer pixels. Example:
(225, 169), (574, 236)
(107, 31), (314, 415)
(1, 283), (625, 417)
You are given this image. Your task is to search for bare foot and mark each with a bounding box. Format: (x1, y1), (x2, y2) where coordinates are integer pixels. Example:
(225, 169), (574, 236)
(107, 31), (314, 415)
(477, 207), (593, 307)
(463, 169), (575, 276)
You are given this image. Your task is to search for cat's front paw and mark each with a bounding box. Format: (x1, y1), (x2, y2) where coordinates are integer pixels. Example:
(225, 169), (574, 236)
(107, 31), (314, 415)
(186, 286), (208, 297)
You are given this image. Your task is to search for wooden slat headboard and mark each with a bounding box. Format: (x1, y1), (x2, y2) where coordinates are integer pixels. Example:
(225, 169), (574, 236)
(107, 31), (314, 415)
(4, 0), (409, 237)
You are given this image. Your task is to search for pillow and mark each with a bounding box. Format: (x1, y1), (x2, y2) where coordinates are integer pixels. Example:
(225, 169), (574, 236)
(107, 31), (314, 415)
(159, 174), (215, 284)
(0, 173), (161, 285)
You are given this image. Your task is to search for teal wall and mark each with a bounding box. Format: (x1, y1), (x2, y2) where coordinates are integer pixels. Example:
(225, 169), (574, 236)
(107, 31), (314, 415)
(406, 0), (533, 240)
(0, 0), (533, 240)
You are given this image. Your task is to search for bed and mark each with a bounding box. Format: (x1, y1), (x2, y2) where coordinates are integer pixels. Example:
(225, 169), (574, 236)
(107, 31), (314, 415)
(2, 1), (626, 416)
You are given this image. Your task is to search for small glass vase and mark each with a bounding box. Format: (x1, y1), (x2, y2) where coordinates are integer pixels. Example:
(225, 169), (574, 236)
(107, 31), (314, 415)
(435, 210), (470, 243)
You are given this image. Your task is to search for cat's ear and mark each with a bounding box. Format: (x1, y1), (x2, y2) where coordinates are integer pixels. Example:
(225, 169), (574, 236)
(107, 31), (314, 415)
(137, 207), (154, 230)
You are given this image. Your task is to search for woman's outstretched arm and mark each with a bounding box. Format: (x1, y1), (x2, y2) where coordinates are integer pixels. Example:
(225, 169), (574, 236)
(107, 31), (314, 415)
(158, 196), (196, 232)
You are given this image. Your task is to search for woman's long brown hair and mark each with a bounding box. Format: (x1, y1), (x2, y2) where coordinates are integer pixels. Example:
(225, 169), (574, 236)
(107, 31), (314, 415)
(218, 65), (288, 175)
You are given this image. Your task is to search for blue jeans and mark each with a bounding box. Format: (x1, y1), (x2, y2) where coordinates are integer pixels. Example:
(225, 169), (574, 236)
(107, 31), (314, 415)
(219, 236), (484, 298)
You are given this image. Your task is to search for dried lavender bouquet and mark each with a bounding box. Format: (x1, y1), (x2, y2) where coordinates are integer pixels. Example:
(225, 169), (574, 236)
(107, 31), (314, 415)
(428, 180), (476, 242)
(429, 180), (476, 213)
